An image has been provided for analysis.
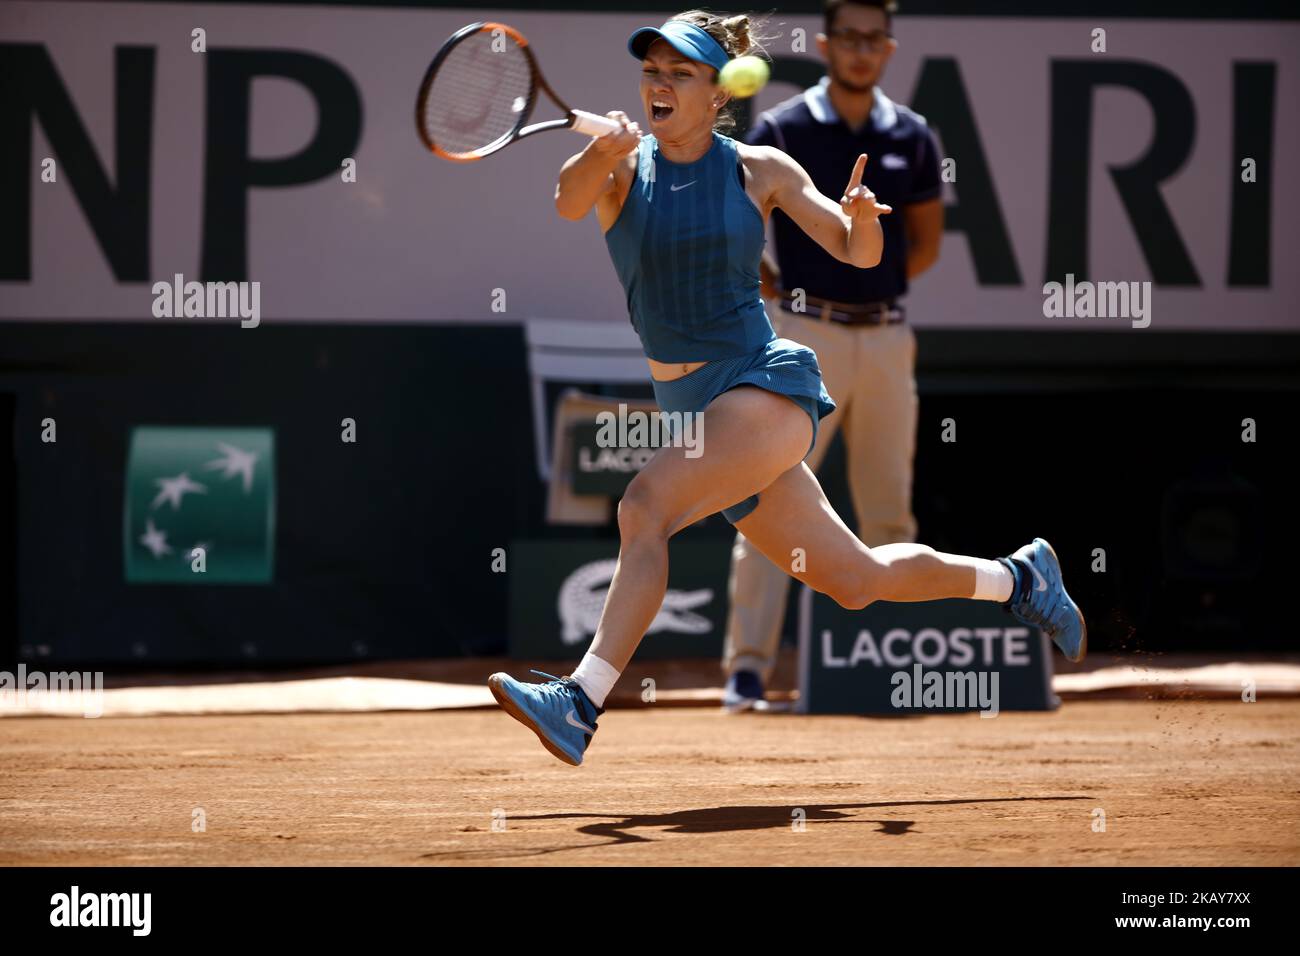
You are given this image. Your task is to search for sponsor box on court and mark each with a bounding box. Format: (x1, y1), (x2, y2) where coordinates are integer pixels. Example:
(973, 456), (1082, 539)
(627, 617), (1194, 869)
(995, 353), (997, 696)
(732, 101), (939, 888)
(509, 538), (731, 659)
(569, 421), (660, 497)
(797, 586), (1058, 714)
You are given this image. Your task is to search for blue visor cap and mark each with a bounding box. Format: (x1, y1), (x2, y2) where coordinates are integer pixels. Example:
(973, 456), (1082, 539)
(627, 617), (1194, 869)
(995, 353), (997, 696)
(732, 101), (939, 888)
(628, 21), (730, 73)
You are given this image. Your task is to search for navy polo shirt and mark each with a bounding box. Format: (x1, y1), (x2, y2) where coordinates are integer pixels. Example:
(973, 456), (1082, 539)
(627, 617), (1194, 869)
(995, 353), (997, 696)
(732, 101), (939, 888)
(747, 78), (941, 304)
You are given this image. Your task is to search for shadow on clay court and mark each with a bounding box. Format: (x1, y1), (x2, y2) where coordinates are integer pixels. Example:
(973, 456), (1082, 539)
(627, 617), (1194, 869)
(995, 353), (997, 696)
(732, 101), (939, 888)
(420, 795), (1091, 862)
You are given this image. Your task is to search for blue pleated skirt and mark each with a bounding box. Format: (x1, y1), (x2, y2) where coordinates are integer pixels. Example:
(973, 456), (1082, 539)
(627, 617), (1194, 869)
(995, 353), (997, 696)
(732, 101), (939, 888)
(649, 337), (837, 524)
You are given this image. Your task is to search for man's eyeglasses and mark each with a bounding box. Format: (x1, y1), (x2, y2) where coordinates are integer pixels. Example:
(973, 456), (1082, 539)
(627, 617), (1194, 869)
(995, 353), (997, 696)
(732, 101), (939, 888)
(829, 28), (893, 53)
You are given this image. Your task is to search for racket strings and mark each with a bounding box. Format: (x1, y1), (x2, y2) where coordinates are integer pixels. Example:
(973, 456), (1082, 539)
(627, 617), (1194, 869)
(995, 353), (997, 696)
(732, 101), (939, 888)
(422, 32), (533, 156)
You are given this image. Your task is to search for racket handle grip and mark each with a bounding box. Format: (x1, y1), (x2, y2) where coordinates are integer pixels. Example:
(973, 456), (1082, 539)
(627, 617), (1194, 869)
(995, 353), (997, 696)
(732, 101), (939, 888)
(570, 110), (622, 137)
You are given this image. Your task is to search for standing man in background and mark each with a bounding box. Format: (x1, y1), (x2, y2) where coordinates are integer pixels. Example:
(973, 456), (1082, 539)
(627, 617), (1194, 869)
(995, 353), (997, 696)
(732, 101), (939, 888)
(723, 0), (945, 711)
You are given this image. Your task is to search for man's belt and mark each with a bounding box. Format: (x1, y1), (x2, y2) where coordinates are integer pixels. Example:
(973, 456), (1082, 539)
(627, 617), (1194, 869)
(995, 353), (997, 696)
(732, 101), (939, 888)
(778, 291), (904, 326)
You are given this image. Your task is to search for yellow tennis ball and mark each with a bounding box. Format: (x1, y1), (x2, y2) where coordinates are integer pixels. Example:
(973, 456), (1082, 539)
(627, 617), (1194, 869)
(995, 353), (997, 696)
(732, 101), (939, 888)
(718, 56), (770, 99)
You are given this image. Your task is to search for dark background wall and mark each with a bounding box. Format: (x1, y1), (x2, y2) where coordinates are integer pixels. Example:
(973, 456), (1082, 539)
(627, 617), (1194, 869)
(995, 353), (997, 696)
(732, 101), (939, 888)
(2, 323), (1295, 667)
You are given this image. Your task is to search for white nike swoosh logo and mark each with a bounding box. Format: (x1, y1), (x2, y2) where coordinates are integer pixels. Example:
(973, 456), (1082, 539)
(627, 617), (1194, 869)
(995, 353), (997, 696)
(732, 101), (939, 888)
(670, 181), (696, 191)
(565, 709), (596, 734)
(1028, 562), (1048, 592)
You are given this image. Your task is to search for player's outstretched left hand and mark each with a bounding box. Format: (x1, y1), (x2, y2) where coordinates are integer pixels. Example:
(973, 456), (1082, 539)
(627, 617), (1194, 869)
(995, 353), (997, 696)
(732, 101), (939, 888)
(841, 154), (892, 221)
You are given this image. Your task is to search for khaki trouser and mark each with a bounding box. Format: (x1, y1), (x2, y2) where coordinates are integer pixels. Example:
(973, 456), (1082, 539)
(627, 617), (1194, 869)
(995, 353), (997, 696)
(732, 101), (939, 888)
(723, 302), (920, 682)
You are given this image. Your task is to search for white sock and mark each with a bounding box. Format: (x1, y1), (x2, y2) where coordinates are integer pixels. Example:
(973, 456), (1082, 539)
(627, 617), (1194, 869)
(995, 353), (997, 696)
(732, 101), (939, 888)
(971, 558), (1014, 602)
(571, 653), (620, 709)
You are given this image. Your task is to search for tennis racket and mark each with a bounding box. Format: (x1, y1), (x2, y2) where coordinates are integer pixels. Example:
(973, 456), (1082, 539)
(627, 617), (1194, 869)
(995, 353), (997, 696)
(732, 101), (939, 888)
(415, 21), (623, 162)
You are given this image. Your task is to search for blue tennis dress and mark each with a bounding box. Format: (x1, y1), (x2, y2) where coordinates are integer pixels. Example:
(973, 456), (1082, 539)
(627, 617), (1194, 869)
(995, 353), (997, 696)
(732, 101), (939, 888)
(603, 131), (836, 524)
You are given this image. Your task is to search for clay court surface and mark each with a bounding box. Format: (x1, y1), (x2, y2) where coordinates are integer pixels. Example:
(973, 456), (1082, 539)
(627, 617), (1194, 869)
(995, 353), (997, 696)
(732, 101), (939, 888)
(2, 699), (1297, 866)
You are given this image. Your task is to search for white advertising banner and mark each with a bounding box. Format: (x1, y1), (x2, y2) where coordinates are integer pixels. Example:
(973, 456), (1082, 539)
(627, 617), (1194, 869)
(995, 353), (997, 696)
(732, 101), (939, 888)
(1, 2), (1296, 329)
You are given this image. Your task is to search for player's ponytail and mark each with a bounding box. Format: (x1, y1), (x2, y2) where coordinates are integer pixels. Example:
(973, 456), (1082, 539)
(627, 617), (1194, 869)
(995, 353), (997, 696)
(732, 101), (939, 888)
(720, 15), (755, 56)
(670, 9), (776, 131)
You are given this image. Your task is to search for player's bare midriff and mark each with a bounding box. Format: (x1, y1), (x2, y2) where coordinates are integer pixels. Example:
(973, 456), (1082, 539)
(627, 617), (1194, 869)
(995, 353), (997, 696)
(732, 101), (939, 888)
(647, 358), (710, 381)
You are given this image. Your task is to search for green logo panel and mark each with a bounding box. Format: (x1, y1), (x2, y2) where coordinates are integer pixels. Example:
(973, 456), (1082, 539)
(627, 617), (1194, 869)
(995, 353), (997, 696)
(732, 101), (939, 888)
(123, 427), (275, 584)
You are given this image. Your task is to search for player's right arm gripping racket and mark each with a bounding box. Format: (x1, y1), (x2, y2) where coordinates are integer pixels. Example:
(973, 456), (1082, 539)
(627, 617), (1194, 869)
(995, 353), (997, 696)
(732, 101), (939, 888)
(416, 21), (622, 162)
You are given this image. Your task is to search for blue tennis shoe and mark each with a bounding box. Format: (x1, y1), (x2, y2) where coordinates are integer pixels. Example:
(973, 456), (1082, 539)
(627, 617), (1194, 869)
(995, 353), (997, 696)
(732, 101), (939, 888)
(488, 670), (604, 766)
(1000, 537), (1087, 663)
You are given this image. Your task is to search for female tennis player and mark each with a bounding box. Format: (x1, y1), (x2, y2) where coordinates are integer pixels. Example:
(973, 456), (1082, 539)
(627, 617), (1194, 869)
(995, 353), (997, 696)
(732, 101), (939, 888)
(489, 10), (1085, 765)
